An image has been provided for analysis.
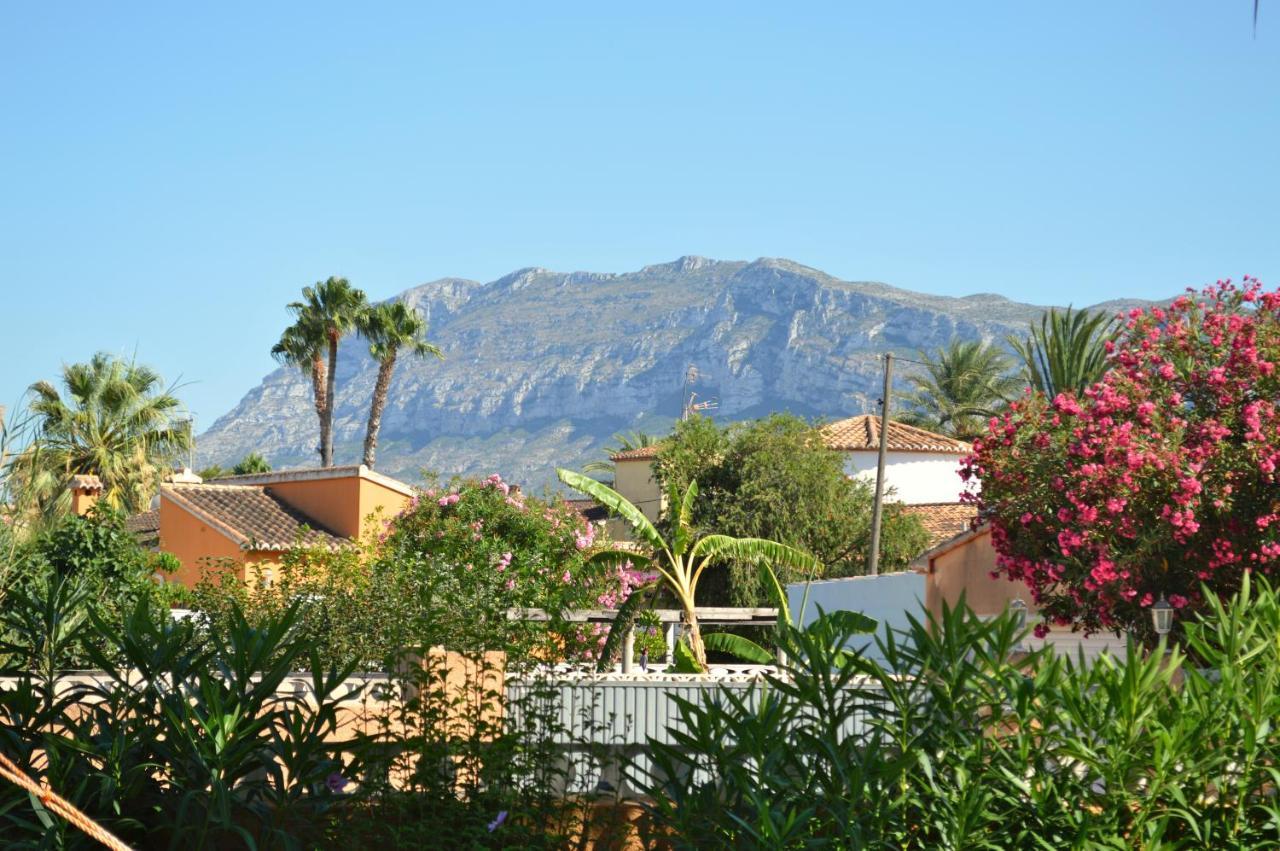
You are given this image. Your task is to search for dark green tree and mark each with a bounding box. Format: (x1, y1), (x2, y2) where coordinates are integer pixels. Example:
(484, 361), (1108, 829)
(18, 353), (191, 518)
(654, 414), (930, 606)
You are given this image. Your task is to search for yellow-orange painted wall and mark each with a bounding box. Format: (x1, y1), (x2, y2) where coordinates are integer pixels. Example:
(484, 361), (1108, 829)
(263, 477), (365, 538)
(160, 496), (248, 588)
(260, 475), (410, 541)
(158, 472), (412, 589)
(244, 552), (284, 587)
(356, 477), (412, 540)
(70, 489), (99, 517)
(925, 530), (1033, 621)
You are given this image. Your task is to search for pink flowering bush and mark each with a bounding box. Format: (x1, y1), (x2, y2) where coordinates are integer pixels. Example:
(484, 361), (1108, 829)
(966, 279), (1280, 640)
(375, 473), (641, 659)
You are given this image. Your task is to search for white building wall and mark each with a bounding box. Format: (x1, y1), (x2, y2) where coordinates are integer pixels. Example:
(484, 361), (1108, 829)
(786, 572), (927, 666)
(843, 450), (975, 505)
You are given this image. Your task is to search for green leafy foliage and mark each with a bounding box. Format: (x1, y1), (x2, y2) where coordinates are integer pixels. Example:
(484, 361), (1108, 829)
(232, 452), (272, 475)
(14, 352), (191, 518)
(0, 571), (616, 849)
(635, 577), (1280, 848)
(1, 507), (178, 668)
(899, 339), (1022, 440)
(594, 581), (657, 672)
(702, 632), (773, 664)
(559, 466), (820, 671)
(653, 414), (930, 605)
(1008, 305), (1116, 398)
(194, 473), (636, 668)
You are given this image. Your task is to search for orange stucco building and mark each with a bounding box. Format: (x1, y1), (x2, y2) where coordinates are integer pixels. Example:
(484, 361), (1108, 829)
(921, 524), (1030, 621)
(136, 465), (416, 589)
(922, 523), (1129, 661)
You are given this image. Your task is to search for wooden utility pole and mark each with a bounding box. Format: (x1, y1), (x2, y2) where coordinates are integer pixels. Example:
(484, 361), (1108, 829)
(867, 353), (893, 576)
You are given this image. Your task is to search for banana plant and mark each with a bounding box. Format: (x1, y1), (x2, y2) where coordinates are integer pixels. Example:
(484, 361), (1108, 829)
(557, 468), (821, 671)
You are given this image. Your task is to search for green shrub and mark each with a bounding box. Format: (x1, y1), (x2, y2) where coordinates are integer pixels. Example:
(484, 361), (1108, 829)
(193, 474), (639, 671)
(634, 577), (1280, 849)
(1, 506), (178, 668)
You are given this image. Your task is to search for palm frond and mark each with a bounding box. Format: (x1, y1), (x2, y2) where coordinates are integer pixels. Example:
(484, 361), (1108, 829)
(557, 468), (665, 552)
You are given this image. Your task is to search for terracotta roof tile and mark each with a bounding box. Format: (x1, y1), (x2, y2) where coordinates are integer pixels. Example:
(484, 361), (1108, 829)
(610, 445), (660, 462)
(564, 498), (609, 523)
(124, 509), (161, 549)
(124, 509), (160, 536)
(70, 474), (103, 492)
(820, 415), (972, 454)
(162, 484), (344, 551)
(903, 502), (979, 548)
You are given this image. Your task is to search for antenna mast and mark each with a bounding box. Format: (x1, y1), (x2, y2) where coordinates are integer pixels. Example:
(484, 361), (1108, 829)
(680, 365), (718, 420)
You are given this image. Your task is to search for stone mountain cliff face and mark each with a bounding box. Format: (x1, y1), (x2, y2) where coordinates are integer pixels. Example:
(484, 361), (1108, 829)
(197, 257), (1130, 491)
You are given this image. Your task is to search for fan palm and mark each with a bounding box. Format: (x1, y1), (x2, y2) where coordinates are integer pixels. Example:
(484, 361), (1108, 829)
(272, 313), (328, 463)
(282, 277), (368, 466)
(557, 468), (820, 671)
(1009, 307), (1116, 398)
(900, 340), (1021, 441)
(18, 353), (190, 517)
(232, 452), (272, 475)
(357, 301), (443, 468)
(582, 430), (657, 475)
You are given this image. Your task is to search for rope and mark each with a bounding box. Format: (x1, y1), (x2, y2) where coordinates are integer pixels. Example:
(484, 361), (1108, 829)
(0, 750), (133, 850)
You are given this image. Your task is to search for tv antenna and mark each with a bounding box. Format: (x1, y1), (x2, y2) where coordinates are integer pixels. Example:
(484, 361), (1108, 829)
(680, 365), (718, 420)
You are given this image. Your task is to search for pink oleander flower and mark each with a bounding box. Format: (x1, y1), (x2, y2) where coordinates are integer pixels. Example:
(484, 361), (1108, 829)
(966, 278), (1280, 638)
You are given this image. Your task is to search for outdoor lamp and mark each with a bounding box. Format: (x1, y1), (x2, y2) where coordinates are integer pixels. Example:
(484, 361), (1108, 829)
(1151, 595), (1174, 637)
(1009, 598), (1028, 631)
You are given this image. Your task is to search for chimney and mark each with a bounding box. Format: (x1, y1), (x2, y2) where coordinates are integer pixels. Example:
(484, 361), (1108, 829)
(165, 467), (203, 485)
(69, 474), (104, 516)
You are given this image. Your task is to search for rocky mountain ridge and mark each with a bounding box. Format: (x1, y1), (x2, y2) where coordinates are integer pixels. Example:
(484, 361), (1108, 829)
(198, 257), (1146, 491)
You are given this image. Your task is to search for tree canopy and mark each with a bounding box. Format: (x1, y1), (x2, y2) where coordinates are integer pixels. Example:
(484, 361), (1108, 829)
(17, 353), (190, 518)
(653, 413), (930, 606)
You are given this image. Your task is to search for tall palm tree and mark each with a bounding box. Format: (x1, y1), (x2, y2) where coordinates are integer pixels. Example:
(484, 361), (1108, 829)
(1009, 307), (1115, 399)
(557, 468), (819, 671)
(19, 353), (191, 517)
(900, 340), (1021, 441)
(271, 314), (328, 463)
(283, 277), (368, 467)
(357, 301), (442, 468)
(582, 430), (657, 475)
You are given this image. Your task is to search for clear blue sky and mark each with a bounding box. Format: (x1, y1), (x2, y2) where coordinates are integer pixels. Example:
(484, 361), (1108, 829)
(2, 2), (1276, 426)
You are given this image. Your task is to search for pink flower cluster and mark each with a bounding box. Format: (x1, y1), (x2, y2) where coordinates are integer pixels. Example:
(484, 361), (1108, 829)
(967, 279), (1280, 635)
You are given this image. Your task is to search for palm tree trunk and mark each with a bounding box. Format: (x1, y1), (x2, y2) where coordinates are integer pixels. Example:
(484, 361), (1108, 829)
(310, 355), (328, 464)
(322, 333), (339, 466)
(363, 353), (397, 468)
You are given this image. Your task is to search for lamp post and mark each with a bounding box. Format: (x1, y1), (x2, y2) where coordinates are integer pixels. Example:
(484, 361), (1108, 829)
(1009, 598), (1028, 631)
(1151, 595), (1174, 638)
(1010, 598), (1028, 652)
